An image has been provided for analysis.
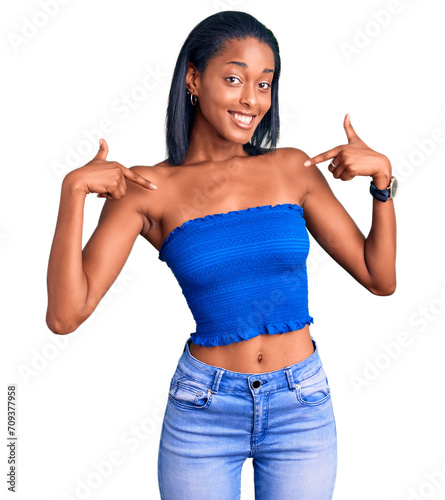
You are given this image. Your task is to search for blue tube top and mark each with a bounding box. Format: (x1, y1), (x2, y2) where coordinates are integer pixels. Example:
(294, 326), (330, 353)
(158, 203), (314, 346)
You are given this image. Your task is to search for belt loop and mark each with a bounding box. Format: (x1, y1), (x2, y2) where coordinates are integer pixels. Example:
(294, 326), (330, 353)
(184, 338), (190, 353)
(211, 368), (224, 394)
(284, 367), (296, 391)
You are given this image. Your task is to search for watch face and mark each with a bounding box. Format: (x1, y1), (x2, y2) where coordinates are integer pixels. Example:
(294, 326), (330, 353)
(390, 176), (398, 198)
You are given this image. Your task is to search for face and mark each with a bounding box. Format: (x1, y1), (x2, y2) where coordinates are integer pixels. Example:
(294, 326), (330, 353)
(186, 37), (275, 146)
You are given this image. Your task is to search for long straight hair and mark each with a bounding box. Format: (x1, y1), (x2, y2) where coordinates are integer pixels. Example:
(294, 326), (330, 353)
(165, 11), (281, 166)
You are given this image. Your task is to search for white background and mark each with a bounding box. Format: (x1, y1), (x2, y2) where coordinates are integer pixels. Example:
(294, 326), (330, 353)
(2, 0), (445, 499)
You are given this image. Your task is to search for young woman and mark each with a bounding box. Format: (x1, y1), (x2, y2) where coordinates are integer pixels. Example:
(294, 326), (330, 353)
(46, 11), (397, 500)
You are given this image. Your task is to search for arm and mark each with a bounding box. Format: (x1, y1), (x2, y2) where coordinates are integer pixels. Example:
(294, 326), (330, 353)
(301, 156), (396, 295)
(362, 171), (396, 294)
(46, 165), (153, 334)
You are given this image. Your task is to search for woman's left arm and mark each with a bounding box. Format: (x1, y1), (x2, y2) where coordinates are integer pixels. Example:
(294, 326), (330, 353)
(299, 113), (396, 296)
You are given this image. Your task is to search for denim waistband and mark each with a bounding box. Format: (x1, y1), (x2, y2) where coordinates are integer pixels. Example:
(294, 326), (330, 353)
(177, 335), (324, 394)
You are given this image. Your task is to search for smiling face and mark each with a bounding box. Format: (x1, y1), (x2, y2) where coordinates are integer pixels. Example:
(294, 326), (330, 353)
(186, 37), (275, 149)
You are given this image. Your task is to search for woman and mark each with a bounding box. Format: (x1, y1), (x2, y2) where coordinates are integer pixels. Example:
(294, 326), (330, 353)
(46, 11), (397, 500)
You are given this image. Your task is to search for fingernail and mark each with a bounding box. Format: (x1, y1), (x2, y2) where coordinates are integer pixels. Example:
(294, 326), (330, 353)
(347, 114), (351, 124)
(99, 138), (103, 147)
(303, 160), (311, 167)
(151, 183), (158, 189)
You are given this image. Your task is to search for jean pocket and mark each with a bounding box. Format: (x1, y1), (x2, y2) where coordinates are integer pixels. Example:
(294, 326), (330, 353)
(169, 367), (187, 391)
(295, 366), (331, 406)
(168, 377), (213, 411)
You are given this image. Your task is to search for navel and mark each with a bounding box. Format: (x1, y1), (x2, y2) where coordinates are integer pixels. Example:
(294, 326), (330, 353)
(257, 353), (263, 363)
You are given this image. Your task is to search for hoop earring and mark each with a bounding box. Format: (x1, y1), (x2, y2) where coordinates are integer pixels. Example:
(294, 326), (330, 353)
(186, 87), (198, 106)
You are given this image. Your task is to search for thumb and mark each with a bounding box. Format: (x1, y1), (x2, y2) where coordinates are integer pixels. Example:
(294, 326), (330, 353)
(344, 113), (360, 143)
(94, 138), (109, 161)
(344, 114), (353, 140)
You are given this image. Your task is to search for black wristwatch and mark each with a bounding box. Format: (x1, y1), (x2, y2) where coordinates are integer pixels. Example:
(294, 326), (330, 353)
(369, 176), (398, 202)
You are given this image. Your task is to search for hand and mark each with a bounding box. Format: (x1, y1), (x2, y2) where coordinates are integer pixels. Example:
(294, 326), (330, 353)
(63, 138), (158, 199)
(303, 114), (392, 188)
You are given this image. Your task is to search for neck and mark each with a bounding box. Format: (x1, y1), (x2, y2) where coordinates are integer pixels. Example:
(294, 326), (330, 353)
(183, 109), (249, 165)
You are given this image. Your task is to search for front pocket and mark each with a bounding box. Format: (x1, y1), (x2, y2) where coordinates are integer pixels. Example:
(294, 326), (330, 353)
(168, 379), (213, 410)
(169, 369), (187, 391)
(295, 366), (331, 406)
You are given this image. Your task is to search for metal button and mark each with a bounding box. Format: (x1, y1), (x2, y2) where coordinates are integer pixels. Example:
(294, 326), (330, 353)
(252, 380), (261, 389)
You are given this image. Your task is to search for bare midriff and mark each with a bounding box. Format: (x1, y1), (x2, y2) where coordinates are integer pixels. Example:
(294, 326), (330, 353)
(188, 324), (314, 374)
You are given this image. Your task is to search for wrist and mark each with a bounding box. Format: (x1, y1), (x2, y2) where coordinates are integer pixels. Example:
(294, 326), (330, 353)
(372, 158), (392, 190)
(62, 172), (88, 197)
(372, 174), (391, 190)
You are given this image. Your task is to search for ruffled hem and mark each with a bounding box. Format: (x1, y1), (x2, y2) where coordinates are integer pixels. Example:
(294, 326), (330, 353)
(159, 203), (303, 260)
(190, 317), (314, 347)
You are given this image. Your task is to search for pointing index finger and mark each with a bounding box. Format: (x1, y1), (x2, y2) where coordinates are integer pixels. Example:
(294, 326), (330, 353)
(123, 167), (158, 190)
(303, 145), (344, 167)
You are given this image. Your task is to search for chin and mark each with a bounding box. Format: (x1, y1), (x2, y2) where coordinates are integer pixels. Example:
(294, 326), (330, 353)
(228, 129), (257, 145)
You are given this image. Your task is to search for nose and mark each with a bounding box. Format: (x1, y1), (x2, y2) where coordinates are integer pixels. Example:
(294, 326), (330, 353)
(240, 83), (257, 108)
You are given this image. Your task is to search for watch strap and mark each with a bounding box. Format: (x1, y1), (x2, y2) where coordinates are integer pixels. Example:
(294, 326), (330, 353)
(370, 180), (390, 202)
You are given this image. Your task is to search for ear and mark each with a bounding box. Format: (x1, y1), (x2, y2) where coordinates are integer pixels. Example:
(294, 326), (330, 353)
(185, 62), (201, 95)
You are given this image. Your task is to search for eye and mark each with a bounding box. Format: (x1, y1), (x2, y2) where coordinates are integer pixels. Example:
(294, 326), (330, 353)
(259, 82), (271, 90)
(226, 76), (241, 84)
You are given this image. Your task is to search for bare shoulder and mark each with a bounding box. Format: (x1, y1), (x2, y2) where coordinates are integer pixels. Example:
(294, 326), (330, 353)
(277, 146), (345, 229)
(129, 163), (160, 177)
(128, 161), (172, 185)
(272, 147), (312, 174)
(129, 160), (173, 183)
(275, 146), (308, 161)
(271, 147), (327, 206)
(127, 161), (174, 240)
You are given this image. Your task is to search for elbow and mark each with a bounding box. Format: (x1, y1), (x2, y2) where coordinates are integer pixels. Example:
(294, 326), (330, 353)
(46, 310), (81, 335)
(46, 296), (95, 334)
(367, 280), (397, 296)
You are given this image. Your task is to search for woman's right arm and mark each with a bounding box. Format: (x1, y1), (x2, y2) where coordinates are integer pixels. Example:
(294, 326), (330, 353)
(46, 139), (157, 334)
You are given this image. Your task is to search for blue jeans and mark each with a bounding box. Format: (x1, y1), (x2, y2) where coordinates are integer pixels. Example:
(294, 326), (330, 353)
(157, 336), (337, 499)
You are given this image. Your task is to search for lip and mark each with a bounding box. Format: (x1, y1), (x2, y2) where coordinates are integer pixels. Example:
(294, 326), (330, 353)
(228, 110), (257, 129)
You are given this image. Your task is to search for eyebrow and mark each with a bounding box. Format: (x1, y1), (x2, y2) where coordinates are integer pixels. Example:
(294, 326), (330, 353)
(226, 61), (274, 73)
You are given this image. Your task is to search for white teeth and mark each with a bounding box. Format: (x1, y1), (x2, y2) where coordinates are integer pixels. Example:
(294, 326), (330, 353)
(231, 112), (253, 124)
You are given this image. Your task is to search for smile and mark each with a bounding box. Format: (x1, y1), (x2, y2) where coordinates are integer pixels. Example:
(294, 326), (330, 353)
(228, 111), (256, 129)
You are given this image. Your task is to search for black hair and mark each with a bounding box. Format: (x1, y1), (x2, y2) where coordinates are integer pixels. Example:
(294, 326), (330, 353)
(165, 11), (281, 166)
